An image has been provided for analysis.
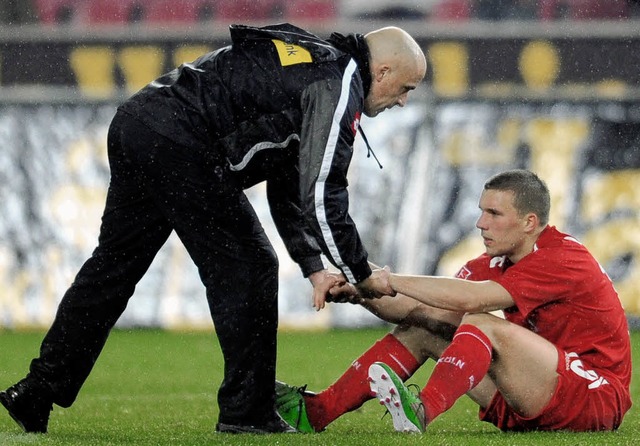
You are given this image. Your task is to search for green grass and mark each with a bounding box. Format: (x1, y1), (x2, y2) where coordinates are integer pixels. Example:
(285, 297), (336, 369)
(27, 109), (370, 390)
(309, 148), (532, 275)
(0, 328), (638, 445)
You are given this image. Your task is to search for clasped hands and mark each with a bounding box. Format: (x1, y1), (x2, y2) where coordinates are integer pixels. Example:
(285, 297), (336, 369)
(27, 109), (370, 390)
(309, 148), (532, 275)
(309, 266), (396, 311)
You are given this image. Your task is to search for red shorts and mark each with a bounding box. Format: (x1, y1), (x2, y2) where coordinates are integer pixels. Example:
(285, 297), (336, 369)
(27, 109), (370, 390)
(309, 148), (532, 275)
(479, 348), (631, 431)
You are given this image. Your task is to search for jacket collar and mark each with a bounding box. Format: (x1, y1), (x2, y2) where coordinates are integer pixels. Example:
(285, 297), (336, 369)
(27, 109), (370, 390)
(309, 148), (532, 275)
(327, 32), (372, 98)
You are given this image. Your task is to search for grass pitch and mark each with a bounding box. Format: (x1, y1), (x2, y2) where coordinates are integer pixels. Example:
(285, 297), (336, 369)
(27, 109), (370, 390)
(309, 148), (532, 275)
(0, 328), (638, 445)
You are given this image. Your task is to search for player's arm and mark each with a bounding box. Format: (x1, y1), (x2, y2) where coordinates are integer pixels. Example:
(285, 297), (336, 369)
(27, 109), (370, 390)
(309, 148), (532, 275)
(388, 272), (514, 313)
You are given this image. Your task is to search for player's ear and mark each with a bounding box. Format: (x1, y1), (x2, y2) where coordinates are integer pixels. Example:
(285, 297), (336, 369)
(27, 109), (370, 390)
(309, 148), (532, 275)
(523, 212), (539, 233)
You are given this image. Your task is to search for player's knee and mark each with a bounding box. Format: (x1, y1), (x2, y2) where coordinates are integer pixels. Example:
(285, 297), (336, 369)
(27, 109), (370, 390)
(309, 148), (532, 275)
(459, 312), (508, 346)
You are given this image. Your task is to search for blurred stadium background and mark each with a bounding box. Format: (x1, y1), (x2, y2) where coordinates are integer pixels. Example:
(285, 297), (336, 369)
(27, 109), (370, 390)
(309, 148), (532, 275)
(1, 0), (639, 330)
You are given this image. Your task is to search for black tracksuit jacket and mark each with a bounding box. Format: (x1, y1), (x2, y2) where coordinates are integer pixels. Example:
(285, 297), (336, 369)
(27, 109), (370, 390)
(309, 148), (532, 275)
(24, 24), (377, 425)
(119, 23), (373, 283)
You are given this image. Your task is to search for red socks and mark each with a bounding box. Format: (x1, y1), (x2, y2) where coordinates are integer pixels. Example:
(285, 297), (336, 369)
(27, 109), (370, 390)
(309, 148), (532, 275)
(303, 326), (492, 429)
(420, 324), (492, 423)
(305, 333), (420, 430)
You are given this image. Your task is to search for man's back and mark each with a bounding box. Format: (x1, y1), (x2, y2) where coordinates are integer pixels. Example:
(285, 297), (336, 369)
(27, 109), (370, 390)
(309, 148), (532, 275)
(118, 23), (357, 152)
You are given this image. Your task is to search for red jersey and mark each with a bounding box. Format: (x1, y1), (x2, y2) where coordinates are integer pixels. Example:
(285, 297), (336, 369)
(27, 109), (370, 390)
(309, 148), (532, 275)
(456, 226), (631, 397)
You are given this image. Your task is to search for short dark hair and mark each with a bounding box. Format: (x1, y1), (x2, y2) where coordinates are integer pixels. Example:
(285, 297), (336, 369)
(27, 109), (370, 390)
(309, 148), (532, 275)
(483, 169), (550, 226)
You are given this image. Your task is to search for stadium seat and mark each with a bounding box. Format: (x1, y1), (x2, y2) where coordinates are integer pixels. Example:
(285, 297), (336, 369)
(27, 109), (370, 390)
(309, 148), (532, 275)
(35, 0), (86, 24)
(568, 0), (629, 20)
(538, 0), (564, 20)
(87, 0), (145, 24)
(215, 0), (284, 21)
(285, 0), (337, 21)
(431, 0), (471, 21)
(145, 0), (214, 24)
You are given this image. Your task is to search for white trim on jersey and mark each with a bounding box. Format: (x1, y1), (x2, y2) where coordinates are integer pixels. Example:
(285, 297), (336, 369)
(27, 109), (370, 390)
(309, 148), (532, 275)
(314, 58), (358, 283)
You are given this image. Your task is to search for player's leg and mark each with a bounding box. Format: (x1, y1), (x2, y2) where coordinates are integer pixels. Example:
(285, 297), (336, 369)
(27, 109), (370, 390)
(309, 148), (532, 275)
(367, 306), (470, 432)
(299, 328), (423, 432)
(412, 313), (498, 425)
(369, 311), (558, 432)
(464, 312), (559, 417)
(278, 300), (463, 432)
(472, 312), (629, 432)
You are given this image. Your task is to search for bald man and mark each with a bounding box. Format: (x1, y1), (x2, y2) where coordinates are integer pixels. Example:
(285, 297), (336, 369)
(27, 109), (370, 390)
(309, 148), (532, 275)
(364, 27), (427, 117)
(0, 23), (426, 435)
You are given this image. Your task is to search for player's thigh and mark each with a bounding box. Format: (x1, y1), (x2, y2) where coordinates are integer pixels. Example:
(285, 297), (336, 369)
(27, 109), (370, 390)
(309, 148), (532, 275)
(464, 313), (559, 417)
(467, 375), (498, 409)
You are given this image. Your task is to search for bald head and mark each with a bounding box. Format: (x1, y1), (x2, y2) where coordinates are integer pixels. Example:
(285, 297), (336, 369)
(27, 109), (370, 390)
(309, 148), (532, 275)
(365, 27), (426, 71)
(362, 27), (426, 117)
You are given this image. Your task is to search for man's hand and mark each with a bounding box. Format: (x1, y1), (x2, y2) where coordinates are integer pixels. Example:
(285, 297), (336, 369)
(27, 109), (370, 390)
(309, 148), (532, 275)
(308, 266), (396, 310)
(308, 269), (347, 311)
(327, 266), (397, 303)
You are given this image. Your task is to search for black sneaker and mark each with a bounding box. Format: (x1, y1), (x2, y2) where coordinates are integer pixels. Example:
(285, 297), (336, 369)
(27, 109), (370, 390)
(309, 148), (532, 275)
(216, 416), (297, 434)
(0, 379), (53, 433)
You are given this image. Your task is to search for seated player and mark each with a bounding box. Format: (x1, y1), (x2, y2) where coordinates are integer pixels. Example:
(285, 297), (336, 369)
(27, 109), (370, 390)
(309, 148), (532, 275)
(276, 169), (632, 433)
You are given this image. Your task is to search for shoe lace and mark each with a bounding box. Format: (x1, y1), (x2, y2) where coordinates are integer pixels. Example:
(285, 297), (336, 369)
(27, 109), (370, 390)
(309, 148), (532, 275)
(379, 383), (422, 422)
(292, 384), (308, 429)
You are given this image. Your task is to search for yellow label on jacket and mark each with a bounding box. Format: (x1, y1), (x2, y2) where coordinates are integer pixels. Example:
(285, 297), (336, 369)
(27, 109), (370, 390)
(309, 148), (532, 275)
(272, 39), (312, 66)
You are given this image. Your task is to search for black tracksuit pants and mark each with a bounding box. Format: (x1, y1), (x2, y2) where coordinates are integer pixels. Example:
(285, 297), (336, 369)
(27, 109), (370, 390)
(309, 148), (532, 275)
(28, 110), (281, 425)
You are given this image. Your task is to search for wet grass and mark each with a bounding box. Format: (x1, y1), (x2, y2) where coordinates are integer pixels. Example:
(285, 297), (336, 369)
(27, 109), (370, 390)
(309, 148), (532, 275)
(0, 328), (638, 445)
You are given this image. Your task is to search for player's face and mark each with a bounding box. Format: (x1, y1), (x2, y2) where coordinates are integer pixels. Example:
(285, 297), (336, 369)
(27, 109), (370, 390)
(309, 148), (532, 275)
(475, 189), (531, 263)
(364, 64), (423, 117)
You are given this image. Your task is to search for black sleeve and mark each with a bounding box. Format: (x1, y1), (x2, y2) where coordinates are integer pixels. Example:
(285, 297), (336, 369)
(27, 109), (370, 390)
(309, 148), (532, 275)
(266, 171), (325, 278)
(297, 62), (372, 283)
(217, 110), (325, 277)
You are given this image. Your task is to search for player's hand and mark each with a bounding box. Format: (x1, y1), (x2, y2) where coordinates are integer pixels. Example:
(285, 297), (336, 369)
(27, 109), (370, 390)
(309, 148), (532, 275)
(327, 281), (363, 305)
(355, 266), (396, 299)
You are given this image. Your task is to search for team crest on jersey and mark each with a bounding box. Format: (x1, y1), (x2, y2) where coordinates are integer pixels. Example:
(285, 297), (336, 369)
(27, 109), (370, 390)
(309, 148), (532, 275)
(272, 39), (313, 66)
(455, 266), (471, 279)
(352, 111), (361, 136)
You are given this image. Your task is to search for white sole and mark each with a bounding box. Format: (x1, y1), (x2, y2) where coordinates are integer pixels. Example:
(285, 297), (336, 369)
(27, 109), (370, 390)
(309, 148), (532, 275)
(368, 363), (421, 433)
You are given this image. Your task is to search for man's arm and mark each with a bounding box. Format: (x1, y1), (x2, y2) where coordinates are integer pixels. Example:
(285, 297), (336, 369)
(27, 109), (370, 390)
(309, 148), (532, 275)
(297, 68), (372, 284)
(266, 170), (326, 278)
